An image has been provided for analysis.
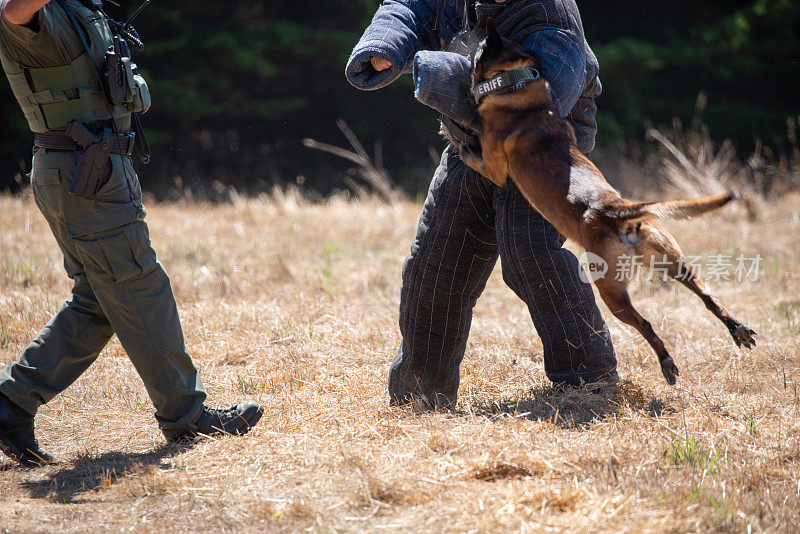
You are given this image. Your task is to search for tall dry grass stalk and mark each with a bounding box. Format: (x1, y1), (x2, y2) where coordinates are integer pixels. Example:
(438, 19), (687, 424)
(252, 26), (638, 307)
(595, 96), (799, 209)
(303, 120), (404, 202)
(645, 95), (799, 203)
(0, 183), (798, 532)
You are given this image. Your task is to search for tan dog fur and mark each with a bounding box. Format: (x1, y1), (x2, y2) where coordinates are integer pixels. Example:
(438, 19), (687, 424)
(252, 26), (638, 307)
(457, 24), (756, 384)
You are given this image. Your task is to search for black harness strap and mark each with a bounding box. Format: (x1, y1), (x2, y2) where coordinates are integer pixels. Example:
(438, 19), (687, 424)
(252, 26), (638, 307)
(55, 0), (150, 164)
(54, 0), (144, 215)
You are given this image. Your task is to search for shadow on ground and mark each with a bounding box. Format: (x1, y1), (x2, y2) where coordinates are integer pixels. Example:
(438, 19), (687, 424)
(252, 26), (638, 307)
(21, 442), (195, 503)
(464, 380), (676, 429)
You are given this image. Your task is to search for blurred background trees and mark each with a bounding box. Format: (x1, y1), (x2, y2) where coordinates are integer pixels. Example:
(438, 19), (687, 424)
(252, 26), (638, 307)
(0, 0), (797, 196)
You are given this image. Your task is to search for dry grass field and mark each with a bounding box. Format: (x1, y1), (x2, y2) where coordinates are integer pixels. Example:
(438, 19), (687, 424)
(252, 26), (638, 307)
(0, 184), (799, 532)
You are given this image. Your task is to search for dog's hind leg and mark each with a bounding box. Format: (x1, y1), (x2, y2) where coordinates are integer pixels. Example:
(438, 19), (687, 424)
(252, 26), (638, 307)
(668, 261), (757, 349)
(638, 223), (757, 349)
(594, 277), (680, 385)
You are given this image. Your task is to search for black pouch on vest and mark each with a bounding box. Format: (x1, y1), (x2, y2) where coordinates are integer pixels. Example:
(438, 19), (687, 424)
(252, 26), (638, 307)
(67, 122), (113, 200)
(104, 45), (126, 105)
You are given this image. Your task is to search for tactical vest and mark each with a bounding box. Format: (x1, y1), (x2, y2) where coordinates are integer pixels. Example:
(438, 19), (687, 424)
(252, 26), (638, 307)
(0, 0), (150, 133)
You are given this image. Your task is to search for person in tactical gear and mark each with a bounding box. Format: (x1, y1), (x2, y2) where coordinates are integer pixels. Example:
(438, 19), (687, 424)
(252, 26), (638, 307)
(0, 0), (264, 467)
(346, 0), (619, 409)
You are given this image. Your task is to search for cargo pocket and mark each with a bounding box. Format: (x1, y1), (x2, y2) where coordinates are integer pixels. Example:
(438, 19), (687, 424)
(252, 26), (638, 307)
(73, 221), (156, 288)
(122, 220), (157, 272)
(31, 167), (61, 187)
(31, 168), (64, 221)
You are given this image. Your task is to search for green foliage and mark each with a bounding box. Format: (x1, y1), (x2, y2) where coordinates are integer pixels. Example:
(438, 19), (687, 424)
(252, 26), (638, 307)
(0, 326), (10, 349)
(0, 0), (797, 193)
(3, 259), (39, 288)
(668, 435), (726, 473)
(595, 0), (800, 148)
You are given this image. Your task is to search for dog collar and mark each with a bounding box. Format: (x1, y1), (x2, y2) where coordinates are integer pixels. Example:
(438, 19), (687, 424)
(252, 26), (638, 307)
(472, 66), (541, 104)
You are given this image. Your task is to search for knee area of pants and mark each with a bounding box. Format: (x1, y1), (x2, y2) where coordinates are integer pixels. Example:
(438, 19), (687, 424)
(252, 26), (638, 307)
(501, 224), (565, 251)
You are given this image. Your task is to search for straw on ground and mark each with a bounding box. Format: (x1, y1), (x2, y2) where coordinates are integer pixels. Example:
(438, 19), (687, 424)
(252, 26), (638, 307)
(0, 188), (798, 532)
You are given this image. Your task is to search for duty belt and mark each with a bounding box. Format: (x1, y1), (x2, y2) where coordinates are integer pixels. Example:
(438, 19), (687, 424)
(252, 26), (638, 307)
(34, 130), (135, 156)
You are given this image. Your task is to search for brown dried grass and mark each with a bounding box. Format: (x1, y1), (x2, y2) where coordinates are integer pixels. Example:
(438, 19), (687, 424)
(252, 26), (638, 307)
(0, 184), (798, 532)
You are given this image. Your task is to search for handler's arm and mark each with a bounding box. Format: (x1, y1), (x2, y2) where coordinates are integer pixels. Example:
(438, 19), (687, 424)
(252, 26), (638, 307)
(345, 0), (438, 91)
(411, 28), (587, 135)
(520, 29), (586, 118)
(2, 0), (50, 26)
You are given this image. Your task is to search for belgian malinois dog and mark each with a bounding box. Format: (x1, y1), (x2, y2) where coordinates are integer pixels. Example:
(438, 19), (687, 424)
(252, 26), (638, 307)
(457, 23), (757, 385)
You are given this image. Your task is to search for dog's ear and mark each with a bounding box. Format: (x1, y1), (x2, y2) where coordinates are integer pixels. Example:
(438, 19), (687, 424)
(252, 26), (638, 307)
(484, 18), (502, 55)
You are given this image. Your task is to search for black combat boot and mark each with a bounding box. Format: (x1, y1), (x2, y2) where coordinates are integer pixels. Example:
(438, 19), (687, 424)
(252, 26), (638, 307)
(166, 401), (264, 442)
(0, 393), (54, 467)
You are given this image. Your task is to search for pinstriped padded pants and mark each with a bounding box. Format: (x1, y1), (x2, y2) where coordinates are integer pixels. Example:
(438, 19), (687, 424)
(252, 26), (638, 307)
(389, 146), (618, 408)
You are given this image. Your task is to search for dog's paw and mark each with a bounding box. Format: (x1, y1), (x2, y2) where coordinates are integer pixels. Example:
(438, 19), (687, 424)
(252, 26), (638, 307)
(731, 324), (757, 350)
(660, 357), (679, 386)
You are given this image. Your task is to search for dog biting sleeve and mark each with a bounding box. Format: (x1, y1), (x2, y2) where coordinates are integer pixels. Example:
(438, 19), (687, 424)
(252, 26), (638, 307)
(487, 0), (601, 153)
(345, 0), (438, 91)
(412, 50), (480, 132)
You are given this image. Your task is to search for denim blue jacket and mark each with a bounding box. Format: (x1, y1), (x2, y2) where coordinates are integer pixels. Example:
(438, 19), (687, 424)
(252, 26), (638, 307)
(345, 0), (602, 154)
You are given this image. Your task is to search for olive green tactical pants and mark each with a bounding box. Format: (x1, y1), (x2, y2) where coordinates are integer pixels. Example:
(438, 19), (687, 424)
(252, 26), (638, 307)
(0, 148), (205, 437)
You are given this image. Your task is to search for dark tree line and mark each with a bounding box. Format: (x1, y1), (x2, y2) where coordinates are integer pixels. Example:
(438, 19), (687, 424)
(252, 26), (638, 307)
(0, 0), (797, 195)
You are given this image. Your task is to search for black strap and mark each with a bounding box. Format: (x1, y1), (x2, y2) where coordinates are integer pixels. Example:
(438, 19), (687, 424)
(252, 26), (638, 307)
(472, 66), (540, 103)
(131, 112), (150, 164)
(436, 0), (446, 33)
(55, 0), (104, 82)
(35, 130), (135, 155)
(54, 0), (144, 217)
(55, 0), (150, 165)
(466, 0), (478, 30)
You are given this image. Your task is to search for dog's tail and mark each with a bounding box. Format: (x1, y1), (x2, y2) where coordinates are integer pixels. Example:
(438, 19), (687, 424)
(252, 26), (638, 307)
(608, 191), (742, 223)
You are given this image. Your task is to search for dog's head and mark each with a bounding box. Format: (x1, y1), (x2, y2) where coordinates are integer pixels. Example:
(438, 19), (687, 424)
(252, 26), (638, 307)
(472, 20), (551, 108)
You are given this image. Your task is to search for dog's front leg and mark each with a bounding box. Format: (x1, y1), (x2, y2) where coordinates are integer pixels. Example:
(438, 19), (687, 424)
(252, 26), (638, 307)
(459, 144), (508, 186)
(458, 143), (489, 175)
